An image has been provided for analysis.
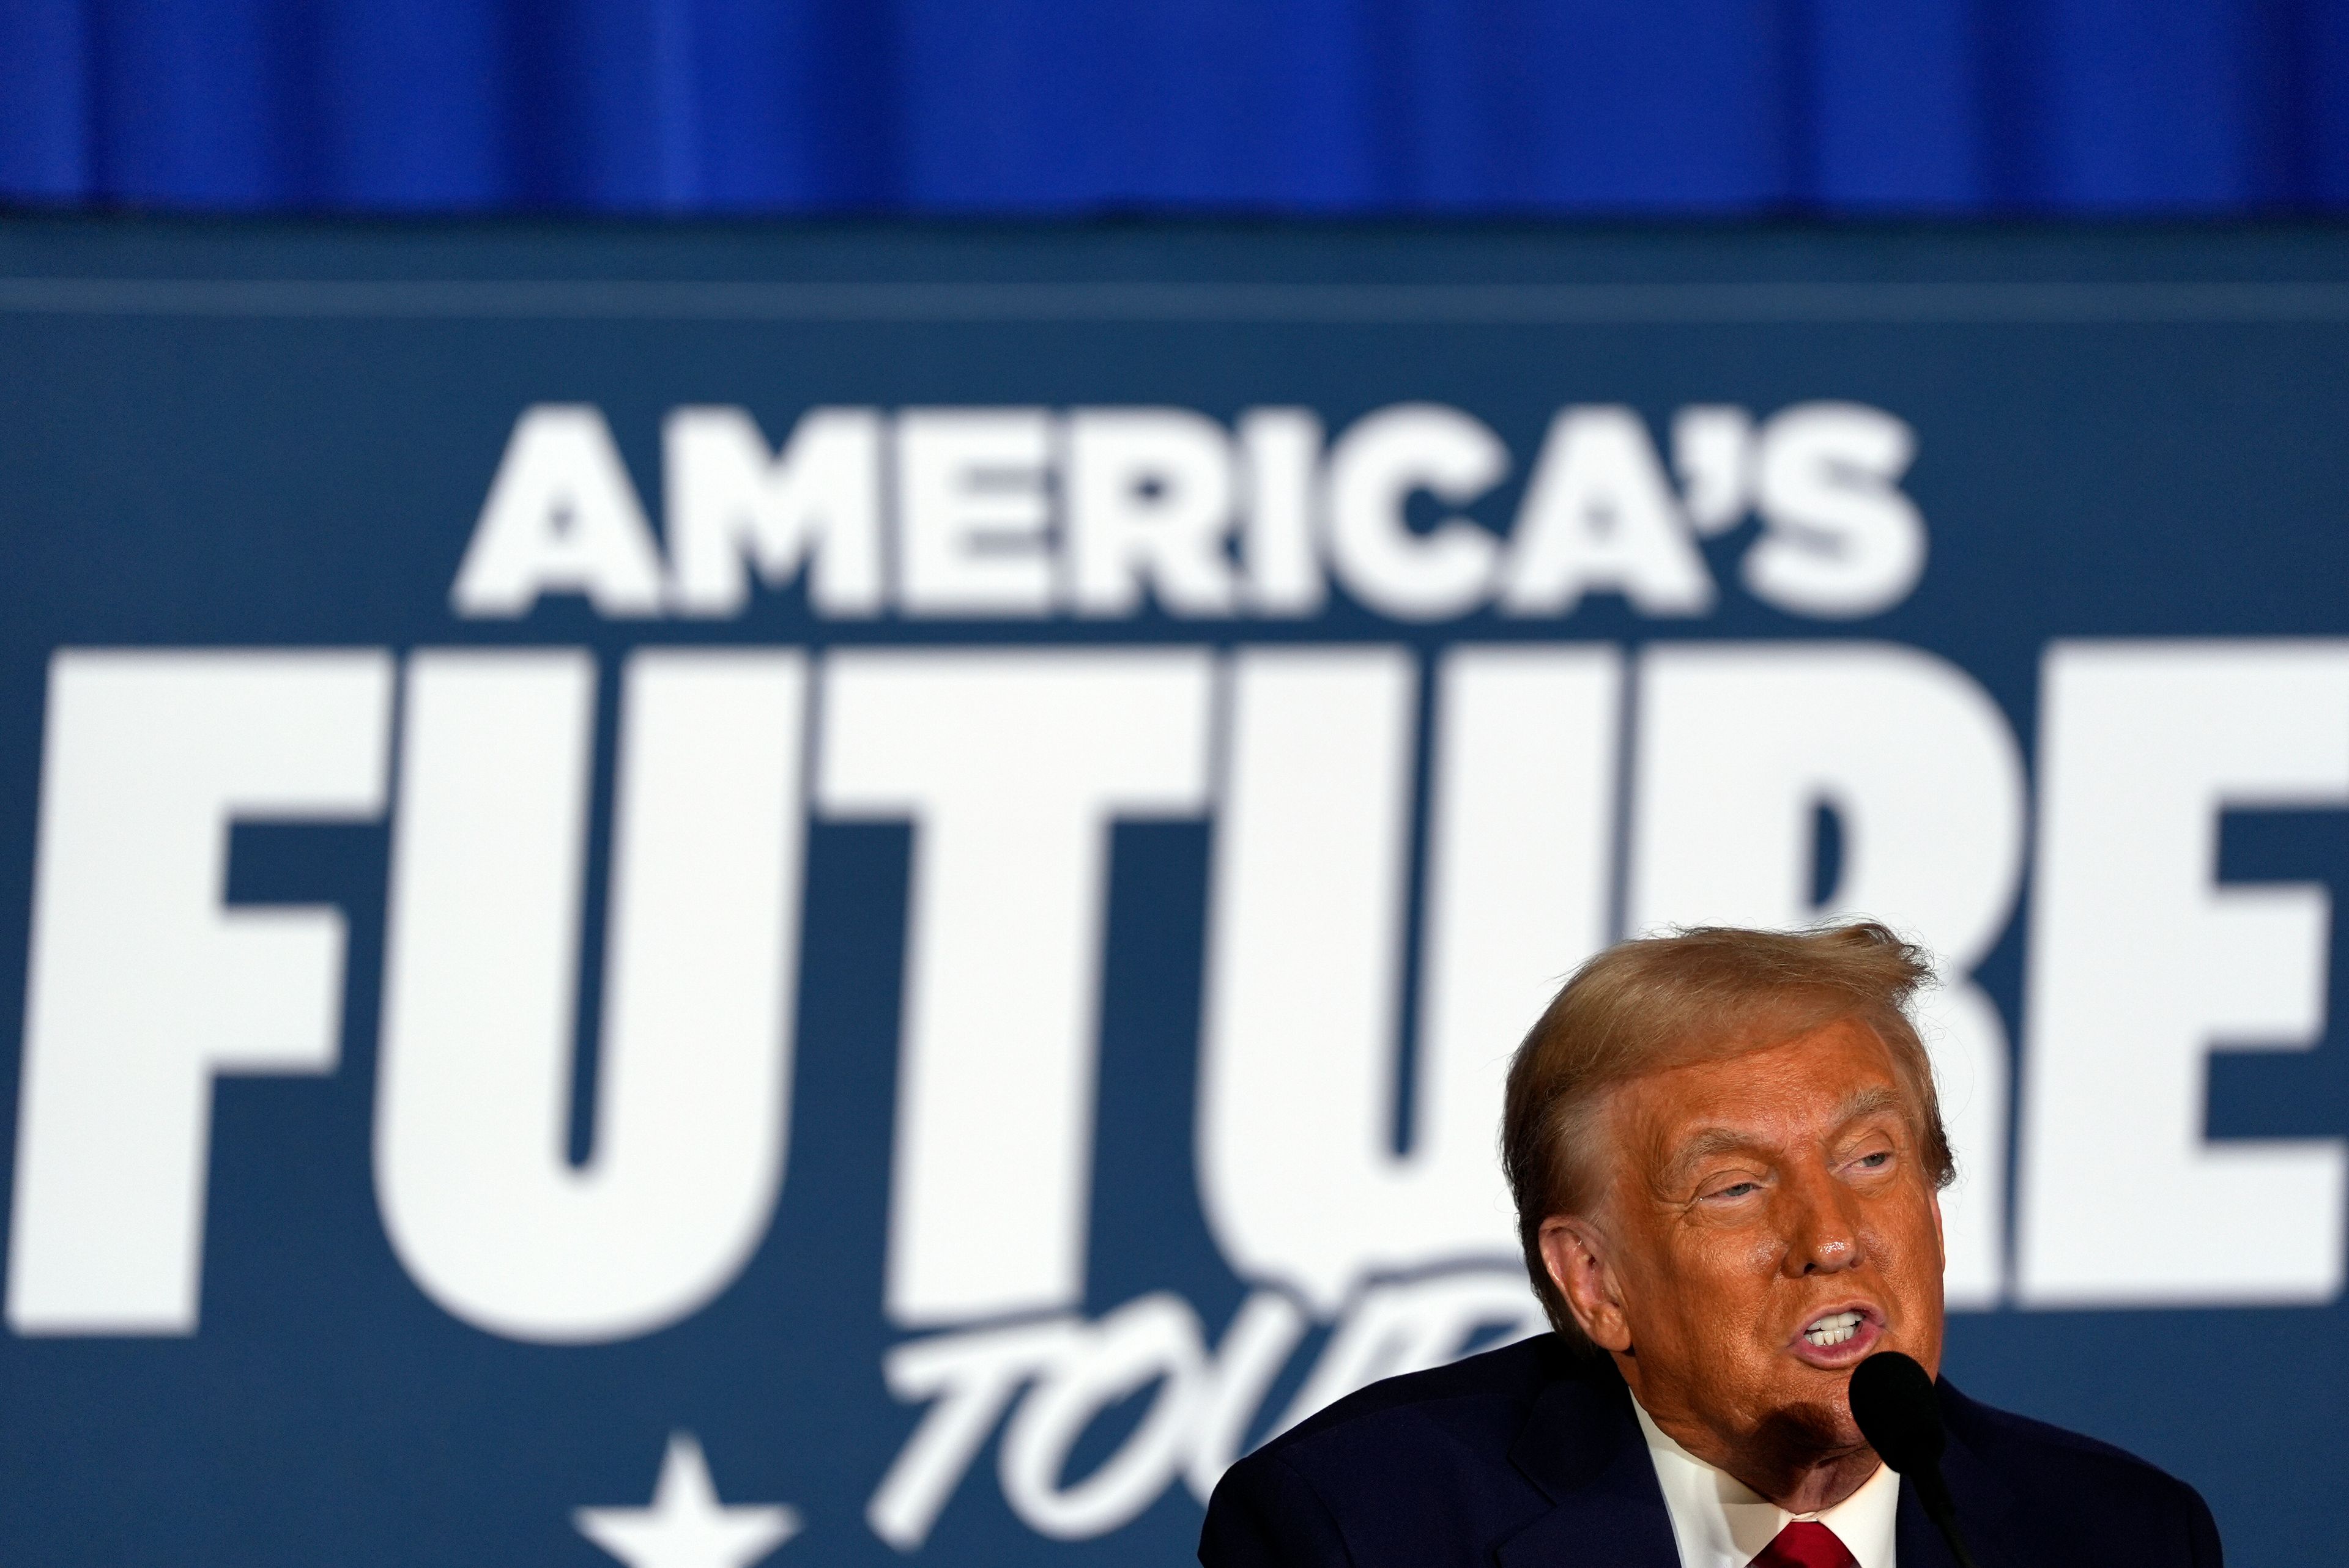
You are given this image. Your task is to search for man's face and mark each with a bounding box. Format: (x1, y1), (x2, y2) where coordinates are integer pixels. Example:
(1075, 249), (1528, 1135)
(1543, 1014), (1946, 1469)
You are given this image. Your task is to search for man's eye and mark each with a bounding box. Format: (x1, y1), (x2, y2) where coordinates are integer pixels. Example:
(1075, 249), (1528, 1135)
(1713, 1181), (1759, 1199)
(1854, 1152), (1892, 1170)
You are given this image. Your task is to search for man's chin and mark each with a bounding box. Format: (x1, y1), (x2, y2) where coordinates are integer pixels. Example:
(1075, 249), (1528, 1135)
(1750, 1400), (1865, 1471)
(1710, 1401), (1874, 1512)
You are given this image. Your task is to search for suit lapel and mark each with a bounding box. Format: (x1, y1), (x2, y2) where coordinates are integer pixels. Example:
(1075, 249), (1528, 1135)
(1493, 1359), (1682, 1568)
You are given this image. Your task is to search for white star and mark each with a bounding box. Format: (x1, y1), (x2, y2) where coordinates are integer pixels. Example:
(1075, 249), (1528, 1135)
(575, 1432), (801, 1568)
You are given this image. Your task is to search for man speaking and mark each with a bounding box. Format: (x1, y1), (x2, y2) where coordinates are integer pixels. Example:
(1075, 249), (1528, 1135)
(1201, 923), (2222, 1567)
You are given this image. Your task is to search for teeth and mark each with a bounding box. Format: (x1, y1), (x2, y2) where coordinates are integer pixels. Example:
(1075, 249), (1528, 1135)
(1803, 1311), (1865, 1347)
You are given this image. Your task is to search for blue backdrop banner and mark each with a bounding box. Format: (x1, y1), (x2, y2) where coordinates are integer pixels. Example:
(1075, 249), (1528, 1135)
(0, 219), (2346, 1567)
(8, 1), (2349, 213)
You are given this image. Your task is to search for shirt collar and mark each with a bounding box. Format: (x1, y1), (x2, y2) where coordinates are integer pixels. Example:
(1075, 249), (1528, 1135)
(1631, 1396), (1900, 1568)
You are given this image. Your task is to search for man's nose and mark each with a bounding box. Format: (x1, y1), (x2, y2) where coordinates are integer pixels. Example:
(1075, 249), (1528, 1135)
(1779, 1164), (1866, 1276)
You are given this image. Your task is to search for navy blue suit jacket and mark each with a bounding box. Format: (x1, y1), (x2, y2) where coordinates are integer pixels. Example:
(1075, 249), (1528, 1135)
(1201, 1334), (2221, 1568)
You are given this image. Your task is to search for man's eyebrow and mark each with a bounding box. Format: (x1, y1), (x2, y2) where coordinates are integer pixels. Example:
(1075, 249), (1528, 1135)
(1658, 1085), (1912, 1183)
(1660, 1126), (1767, 1183)
(1831, 1084), (1909, 1131)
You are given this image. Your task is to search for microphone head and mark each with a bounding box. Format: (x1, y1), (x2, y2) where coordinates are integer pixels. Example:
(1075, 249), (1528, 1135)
(1847, 1350), (1945, 1474)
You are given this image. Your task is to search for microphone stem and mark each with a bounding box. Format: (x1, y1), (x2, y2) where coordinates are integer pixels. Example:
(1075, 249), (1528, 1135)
(1917, 1469), (1981, 1568)
(1934, 1516), (1981, 1568)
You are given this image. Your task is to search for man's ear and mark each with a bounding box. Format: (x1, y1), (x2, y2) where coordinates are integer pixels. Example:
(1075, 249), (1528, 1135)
(1539, 1215), (1633, 1353)
(1929, 1189), (1946, 1270)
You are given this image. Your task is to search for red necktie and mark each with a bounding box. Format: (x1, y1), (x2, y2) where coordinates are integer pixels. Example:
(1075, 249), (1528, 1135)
(1748, 1520), (1858, 1568)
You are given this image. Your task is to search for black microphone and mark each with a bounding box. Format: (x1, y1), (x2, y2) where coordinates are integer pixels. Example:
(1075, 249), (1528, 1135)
(1848, 1351), (1981, 1568)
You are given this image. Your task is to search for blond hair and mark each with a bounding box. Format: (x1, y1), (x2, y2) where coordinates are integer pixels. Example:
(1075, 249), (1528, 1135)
(1501, 922), (1953, 1349)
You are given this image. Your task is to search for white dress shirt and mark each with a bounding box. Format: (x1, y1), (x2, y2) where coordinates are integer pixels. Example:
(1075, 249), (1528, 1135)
(1632, 1397), (1900, 1568)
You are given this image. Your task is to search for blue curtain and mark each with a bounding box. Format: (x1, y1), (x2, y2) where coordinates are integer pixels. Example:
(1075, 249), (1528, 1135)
(6, 0), (2349, 215)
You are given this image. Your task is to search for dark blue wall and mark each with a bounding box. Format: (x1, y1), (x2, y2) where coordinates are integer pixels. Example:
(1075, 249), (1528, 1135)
(1, 219), (2347, 1568)
(9, 1), (2349, 214)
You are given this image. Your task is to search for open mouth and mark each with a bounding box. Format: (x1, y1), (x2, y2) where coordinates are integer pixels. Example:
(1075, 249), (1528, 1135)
(1804, 1311), (1866, 1348)
(1790, 1304), (1883, 1366)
